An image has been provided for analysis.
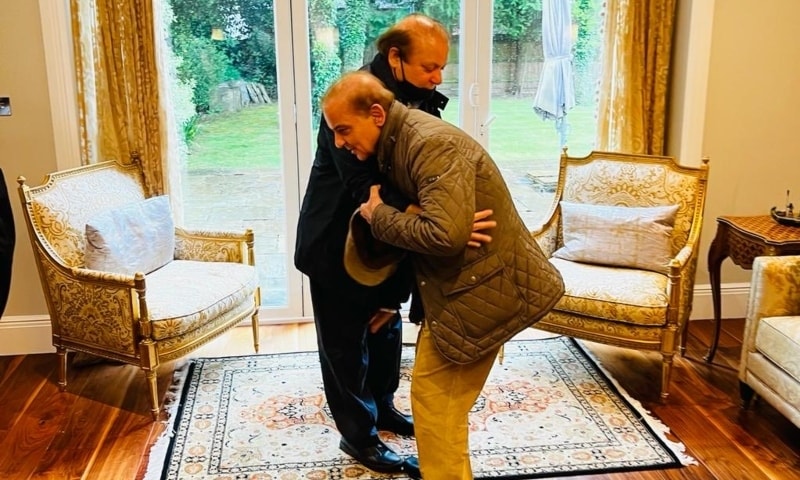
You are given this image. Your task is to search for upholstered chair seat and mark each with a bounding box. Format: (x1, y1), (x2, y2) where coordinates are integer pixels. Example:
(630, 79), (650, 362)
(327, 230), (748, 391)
(144, 260), (258, 340)
(504, 149), (710, 401)
(17, 159), (261, 419)
(739, 255), (800, 428)
(552, 258), (671, 326)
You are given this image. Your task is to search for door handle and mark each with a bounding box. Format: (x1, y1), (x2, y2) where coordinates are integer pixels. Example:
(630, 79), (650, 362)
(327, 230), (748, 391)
(468, 83), (479, 107)
(479, 115), (496, 137)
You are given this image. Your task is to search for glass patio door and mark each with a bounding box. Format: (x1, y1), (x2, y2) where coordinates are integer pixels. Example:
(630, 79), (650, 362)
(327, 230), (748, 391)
(462, 0), (603, 229)
(166, 0), (603, 322)
(299, 1), (465, 318)
(165, 1), (305, 322)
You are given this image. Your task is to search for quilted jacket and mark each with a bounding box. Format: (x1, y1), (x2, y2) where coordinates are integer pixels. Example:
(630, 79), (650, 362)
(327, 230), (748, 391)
(369, 102), (565, 364)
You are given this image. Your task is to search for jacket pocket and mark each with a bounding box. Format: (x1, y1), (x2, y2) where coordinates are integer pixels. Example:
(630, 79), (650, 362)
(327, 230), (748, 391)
(441, 253), (525, 339)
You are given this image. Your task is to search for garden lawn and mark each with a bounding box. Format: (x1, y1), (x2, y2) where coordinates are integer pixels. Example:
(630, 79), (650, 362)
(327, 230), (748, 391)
(188, 104), (282, 170)
(187, 99), (597, 171)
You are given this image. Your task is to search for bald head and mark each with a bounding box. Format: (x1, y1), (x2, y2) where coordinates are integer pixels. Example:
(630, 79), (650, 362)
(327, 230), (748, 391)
(322, 71), (394, 117)
(376, 13), (449, 59)
(321, 72), (395, 161)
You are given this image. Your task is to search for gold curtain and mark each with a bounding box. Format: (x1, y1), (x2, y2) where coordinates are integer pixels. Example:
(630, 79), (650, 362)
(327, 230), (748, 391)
(71, 0), (164, 195)
(595, 0), (677, 155)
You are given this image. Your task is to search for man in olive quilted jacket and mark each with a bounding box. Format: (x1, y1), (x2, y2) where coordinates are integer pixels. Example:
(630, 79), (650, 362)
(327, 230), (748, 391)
(295, 14), (495, 479)
(322, 71), (564, 480)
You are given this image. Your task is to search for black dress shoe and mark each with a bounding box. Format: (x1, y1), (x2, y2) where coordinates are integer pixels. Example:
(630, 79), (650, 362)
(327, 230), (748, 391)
(377, 406), (415, 436)
(403, 455), (422, 479)
(339, 437), (404, 473)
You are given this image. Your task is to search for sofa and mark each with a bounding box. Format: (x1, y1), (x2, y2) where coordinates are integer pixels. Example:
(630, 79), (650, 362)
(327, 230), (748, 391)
(739, 255), (800, 428)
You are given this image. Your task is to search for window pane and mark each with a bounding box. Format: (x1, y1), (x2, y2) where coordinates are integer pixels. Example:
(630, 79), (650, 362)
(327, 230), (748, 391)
(306, 1), (461, 129)
(165, 1), (288, 308)
(489, 0), (603, 227)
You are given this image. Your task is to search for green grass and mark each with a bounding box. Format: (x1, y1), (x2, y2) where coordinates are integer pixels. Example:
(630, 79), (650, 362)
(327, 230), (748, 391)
(187, 104), (282, 170)
(186, 98), (597, 170)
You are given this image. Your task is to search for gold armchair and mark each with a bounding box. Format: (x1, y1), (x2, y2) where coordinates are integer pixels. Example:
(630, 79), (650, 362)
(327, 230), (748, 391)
(527, 149), (709, 401)
(17, 159), (261, 419)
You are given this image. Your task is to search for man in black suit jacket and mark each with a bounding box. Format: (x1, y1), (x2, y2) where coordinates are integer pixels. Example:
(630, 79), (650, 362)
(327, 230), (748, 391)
(0, 168), (15, 317)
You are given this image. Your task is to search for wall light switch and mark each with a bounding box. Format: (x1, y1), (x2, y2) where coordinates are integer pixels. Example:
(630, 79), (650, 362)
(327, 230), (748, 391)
(0, 97), (11, 116)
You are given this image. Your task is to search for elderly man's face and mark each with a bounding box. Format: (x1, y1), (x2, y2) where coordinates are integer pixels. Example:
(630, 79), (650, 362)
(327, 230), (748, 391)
(391, 35), (449, 89)
(323, 98), (384, 161)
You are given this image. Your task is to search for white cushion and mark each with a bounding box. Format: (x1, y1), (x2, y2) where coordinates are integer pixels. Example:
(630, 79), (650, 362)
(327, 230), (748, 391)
(553, 202), (678, 273)
(85, 195), (175, 275)
(755, 316), (800, 383)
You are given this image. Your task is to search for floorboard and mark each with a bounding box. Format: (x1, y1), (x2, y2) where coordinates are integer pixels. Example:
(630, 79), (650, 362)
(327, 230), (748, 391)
(0, 318), (798, 479)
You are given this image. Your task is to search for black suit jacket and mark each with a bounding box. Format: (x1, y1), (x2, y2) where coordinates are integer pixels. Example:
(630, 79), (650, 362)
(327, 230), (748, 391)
(0, 169), (15, 317)
(294, 54), (447, 307)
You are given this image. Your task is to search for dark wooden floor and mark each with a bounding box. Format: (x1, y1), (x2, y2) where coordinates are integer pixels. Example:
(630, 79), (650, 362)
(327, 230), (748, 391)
(1, 319), (798, 479)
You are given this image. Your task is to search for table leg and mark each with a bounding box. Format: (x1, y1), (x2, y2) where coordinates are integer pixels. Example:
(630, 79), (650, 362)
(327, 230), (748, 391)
(704, 226), (728, 362)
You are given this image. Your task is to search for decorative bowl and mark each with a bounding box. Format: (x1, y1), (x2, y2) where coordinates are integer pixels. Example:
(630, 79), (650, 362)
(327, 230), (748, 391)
(770, 206), (800, 227)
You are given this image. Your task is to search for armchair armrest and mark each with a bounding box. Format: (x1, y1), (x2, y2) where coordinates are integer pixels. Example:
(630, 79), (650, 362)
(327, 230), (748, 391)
(531, 209), (561, 257)
(671, 244), (694, 269)
(72, 266), (138, 286)
(174, 227), (255, 264)
(668, 243), (697, 277)
(42, 265), (141, 354)
(739, 255), (800, 375)
(746, 255), (800, 320)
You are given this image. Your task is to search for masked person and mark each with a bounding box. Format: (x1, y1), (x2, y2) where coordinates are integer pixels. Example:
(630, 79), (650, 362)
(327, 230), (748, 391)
(322, 71), (564, 480)
(295, 13), (494, 477)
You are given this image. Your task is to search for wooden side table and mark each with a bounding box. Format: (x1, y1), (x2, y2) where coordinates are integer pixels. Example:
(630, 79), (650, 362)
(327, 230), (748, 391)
(704, 215), (800, 362)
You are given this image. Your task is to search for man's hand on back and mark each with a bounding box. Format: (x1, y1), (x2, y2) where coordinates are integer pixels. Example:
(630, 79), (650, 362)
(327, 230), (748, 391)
(359, 185), (384, 224)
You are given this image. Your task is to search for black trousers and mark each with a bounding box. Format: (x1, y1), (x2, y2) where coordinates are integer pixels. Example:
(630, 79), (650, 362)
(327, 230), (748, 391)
(310, 278), (403, 448)
(0, 169), (14, 317)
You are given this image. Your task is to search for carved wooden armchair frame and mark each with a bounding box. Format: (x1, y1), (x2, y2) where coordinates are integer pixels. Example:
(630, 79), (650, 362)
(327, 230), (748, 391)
(17, 160), (260, 419)
(526, 149), (709, 401)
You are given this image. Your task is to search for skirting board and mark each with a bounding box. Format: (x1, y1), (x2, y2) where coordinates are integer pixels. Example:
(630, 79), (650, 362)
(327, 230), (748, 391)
(0, 283), (753, 356)
(0, 315), (54, 355)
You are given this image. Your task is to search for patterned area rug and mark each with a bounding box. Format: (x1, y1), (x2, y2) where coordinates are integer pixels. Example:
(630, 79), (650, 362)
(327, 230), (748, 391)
(146, 337), (694, 479)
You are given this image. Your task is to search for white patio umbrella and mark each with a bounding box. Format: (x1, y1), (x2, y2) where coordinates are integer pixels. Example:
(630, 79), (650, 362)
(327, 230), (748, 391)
(532, 0), (576, 147)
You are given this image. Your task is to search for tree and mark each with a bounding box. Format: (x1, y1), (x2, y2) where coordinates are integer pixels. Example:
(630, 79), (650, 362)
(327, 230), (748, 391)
(168, 0), (279, 112)
(495, 0), (541, 96)
(339, 0), (369, 72)
(310, 0), (341, 120)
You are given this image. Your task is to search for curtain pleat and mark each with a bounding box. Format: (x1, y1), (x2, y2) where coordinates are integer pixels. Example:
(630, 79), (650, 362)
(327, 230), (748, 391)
(596, 0), (676, 155)
(71, 0), (164, 195)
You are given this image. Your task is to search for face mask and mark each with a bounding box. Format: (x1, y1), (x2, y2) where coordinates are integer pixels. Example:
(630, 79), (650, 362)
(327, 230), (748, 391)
(395, 78), (438, 103)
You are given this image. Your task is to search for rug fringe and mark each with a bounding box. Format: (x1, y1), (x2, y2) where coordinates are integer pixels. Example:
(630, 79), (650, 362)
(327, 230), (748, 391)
(143, 359), (192, 480)
(575, 340), (697, 466)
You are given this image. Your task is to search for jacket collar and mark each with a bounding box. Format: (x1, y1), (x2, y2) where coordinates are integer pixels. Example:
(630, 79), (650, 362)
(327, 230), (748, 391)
(367, 54), (449, 118)
(376, 101), (408, 174)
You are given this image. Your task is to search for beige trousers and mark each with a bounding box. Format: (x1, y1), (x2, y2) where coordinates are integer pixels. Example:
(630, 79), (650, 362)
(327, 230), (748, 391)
(411, 325), (499, 480)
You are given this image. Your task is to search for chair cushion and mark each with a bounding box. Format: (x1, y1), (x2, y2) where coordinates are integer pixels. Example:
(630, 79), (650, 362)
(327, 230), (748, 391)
(85, 195), (175, 275)
(755, 316), (800, 383)
(550, 258), (669, 326)
(553, 202), (678, 273)
(144, 260), (258, 340)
